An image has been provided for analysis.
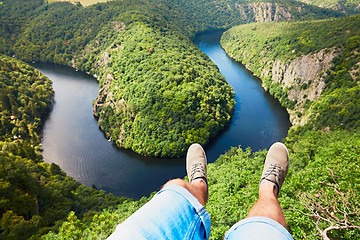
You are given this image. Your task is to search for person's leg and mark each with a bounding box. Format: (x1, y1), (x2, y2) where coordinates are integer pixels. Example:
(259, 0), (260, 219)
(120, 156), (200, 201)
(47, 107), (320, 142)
(107, 143), (210, 240)
(224, 142), (293, 240)
(247, 181), (287, 227)
(247, 142), (289, 227)
(164, 143), (208, 206)
(163, 178), (208, 206)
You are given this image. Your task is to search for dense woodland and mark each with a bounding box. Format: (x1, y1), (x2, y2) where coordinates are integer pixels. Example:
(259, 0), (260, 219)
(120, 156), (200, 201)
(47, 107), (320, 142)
(0, 55), (126, 239)
(0, 0), (359, 239)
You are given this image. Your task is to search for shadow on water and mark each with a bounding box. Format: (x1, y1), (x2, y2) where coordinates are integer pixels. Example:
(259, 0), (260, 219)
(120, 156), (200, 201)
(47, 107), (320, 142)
(36, 31), (290, 199)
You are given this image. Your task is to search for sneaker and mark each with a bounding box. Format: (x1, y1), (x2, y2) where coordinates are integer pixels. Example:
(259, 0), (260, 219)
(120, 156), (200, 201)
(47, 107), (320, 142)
(260, 142), (289, 196)
(186, 143), (208, 185)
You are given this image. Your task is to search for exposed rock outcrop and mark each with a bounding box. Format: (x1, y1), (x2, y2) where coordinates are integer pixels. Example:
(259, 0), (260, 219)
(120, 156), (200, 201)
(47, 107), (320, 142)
(93, 73), (113, 117)
(112, 21), (126, 32)
(236, 2), (300, 22)
(262, 48), (339, 125)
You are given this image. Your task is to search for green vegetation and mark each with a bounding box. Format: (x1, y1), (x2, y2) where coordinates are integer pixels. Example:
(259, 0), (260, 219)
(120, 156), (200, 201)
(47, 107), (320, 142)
(0, 55), (53, 142)
(41, 130), (360, 240)
(221, 15), (360, 128)
(42, 13), (359, 240)
(1, 0), (359, 239)
(221, 15), (359, 62)
(0, 56), (126, 240)
(92, 22), (234, 157)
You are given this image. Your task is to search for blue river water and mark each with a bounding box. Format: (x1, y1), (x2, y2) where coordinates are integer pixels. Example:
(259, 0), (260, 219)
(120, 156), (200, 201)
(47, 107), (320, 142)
(37, 31), (290, 199)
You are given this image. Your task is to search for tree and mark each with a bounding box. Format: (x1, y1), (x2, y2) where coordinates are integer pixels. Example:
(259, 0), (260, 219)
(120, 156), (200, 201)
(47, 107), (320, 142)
(300, 169), (360, 240)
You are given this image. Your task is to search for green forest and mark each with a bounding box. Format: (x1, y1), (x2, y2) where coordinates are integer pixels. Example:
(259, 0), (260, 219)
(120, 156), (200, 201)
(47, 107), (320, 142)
(1, 0), (359, 239)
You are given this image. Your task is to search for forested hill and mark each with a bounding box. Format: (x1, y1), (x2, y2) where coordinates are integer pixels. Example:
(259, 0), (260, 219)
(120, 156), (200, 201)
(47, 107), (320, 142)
(0, 0), (347, 158)
(40, 15), (360, 240)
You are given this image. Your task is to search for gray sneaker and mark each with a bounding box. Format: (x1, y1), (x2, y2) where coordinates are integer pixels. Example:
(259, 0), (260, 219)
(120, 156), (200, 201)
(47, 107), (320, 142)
(186, 143), (207, 185)
(260, 142), (289, 196)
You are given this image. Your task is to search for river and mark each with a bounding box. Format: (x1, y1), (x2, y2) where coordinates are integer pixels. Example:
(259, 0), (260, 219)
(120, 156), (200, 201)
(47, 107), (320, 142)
(36, 31), (291, 199)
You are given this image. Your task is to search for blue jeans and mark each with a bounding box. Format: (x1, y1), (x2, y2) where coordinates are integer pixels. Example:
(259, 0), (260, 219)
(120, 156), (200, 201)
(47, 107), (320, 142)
(107, 184), (210, 240)
(107, 185), (293, 240)
(225, 216), (294, 240)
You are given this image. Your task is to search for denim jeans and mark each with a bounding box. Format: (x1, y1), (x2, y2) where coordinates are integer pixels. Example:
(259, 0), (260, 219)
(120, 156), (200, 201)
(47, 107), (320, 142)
(107, 185), (293, 240)
(107, 184), (211, 240)
(225, 216), (294, 240)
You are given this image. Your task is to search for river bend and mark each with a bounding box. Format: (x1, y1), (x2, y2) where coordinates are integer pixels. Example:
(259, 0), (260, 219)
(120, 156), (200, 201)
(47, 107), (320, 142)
(37, 31), (291, 199)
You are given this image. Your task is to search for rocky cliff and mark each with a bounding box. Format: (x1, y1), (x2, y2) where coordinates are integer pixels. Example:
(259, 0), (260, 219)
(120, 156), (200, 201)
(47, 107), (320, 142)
(234, 1), (345, 23)
(261, 48), (339, 125)
(236, 2), (297, 22)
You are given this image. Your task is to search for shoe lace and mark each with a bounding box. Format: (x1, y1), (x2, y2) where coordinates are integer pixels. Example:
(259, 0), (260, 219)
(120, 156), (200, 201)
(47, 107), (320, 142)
(264, 164), (282, 179)
(190, 163), (206, 181)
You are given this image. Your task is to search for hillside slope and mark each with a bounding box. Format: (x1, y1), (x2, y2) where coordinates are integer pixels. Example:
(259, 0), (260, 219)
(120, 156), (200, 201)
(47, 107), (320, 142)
(221, 15), (360, 128)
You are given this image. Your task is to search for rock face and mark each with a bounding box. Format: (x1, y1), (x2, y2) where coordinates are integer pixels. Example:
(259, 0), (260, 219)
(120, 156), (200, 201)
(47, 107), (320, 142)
(262, 48), (339, 125)
(236, 2), (300, 22)
(93, 73), (112, 116)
